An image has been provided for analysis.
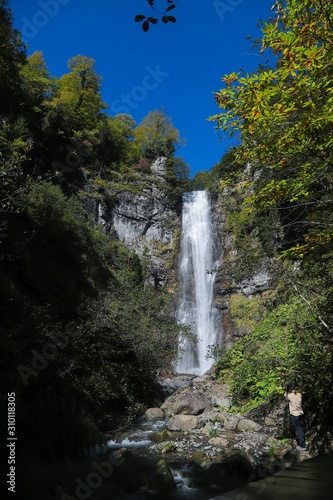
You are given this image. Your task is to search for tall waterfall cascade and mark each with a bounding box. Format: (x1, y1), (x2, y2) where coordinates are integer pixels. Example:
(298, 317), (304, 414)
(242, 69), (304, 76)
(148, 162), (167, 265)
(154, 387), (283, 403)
(175, 191), (222, 375)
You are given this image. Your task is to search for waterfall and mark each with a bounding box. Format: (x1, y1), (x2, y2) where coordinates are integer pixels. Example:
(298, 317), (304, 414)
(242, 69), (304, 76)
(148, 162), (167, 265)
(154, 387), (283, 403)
(175, 191), (221, 375)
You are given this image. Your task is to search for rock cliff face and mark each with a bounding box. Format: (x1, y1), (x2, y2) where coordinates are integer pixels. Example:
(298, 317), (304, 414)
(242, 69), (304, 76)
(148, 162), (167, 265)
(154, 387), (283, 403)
(112, 158), (172, 244)
(102, 157), (179, 289)
(211, 192), (275, 347)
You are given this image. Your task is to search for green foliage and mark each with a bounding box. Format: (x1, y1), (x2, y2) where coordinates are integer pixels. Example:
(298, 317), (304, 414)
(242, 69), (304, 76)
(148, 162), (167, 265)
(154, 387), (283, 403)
(52, 270), (180, 425)
(218, 171), (281, 283)
(25, 181), (109, 257)
(134, 108), (183, 160)
(229, 294), (262, 334)
(51, 55), (107, 133)
(20, 51), (53, 113)
(14, 182), (109, 313)
(216, 294), (332, 418)
(208, 1), (333, 431)
(0, 0), (27, 115)
(191, 170), (213, 191)
(163, 156), (191, 209)
(95, 114), (140, 165)
(25, 182), (84, 229)
(210, 0), (333, 261)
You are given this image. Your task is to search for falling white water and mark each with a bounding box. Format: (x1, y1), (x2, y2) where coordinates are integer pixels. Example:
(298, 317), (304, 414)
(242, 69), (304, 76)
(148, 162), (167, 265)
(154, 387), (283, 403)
(175, 191), (221, 375)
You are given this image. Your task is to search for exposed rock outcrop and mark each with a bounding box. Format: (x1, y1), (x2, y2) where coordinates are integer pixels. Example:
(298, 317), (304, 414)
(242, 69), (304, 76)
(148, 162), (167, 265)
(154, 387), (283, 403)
(87, 157), (179, 289)
(211, 191), (277, 345)
(110, 159), (178, 288)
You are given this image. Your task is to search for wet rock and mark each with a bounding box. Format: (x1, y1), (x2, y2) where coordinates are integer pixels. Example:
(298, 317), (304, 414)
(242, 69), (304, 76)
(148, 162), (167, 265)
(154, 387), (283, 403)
(160, 441), (177, 454)
(166, 415), (201, 431)
(191, 450), (212, 469)
(144, 408), (165, 422)
(146, 458), (176, 491)
(151, 429), (173, 443)
(161, 387), (211, 416)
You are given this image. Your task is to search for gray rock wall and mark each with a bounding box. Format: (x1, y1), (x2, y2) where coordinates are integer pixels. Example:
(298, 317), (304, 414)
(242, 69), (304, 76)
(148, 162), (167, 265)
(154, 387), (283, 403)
(211, 192), (275, 346)
(100, 157), (179, 289)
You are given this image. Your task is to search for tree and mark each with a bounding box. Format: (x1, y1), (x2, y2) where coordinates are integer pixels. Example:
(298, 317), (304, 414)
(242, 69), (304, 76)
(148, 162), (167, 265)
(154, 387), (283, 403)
(0, 2), (32, 224)
(134, 109), (183, 160)
(210, 0), (333, 261)
(164, 156), (191, 209)
(20, 51), (53, 113)
(51, 55), (107, 134)
(92, 113), (139, 166)
(0, 0), (27, 116)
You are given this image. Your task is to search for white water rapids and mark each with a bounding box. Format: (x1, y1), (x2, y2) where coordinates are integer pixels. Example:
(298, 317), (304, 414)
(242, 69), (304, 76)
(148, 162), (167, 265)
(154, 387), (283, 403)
(175, 191), (222, 375)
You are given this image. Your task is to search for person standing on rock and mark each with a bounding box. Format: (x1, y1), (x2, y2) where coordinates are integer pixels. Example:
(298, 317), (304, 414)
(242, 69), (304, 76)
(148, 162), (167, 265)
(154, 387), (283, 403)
(285, 384), (307, 451)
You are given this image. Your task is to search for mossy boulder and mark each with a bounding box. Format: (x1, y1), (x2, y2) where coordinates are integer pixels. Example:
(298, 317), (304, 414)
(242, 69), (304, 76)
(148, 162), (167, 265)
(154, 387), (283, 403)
(146, 459), (176, 491)
(151, 429), (173, 443)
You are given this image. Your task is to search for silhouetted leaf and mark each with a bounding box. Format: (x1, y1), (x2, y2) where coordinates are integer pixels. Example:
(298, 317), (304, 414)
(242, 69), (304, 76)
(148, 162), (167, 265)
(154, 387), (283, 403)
(136, 1), (177, 30)
(142, 20), (150, 32)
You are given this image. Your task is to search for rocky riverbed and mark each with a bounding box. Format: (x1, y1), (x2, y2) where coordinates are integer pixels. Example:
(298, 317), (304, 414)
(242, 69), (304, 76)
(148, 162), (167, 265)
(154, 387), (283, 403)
(103, 372), (314, 499)
(145, 372), (310, 474)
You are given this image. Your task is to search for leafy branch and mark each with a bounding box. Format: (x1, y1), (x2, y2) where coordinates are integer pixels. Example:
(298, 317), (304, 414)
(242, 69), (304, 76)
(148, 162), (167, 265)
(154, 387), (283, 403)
(282, 268), (332, 334)
(135, 0), (177, 32)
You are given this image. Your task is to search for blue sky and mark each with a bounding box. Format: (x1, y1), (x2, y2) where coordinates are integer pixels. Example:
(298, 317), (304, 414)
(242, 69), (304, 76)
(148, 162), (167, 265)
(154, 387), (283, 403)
(10, 0), (273, 176)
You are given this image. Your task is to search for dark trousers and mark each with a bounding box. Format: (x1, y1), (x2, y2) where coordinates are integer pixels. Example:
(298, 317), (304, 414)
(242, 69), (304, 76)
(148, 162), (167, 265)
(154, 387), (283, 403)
(291, 414), (305, 447)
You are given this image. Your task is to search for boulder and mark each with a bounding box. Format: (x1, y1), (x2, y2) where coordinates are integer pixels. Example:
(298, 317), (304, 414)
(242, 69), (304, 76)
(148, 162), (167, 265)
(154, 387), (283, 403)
(237, 418), (262, 432)
(161, 387), (210, 416)
(166, 415), (201, 431)
(151, 429), (173, 443)
(160, 441), (177, 454)
(208, 436), (229, 447)
(144, 408), (165, 422)
(200, 410), (225, 424)
(191, 450), (212, 469)
(207, 452), (255, 491)
(192, 379), (232, 409)
(263, 401), (287, 428)
(222, 414), (241, 430)
(146, 458), (176, 491)
(157, 374), (194, 396)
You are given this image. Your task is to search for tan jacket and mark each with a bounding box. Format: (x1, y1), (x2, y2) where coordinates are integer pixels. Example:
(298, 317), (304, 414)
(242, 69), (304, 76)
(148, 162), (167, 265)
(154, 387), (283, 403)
(285, 391), (304, 416)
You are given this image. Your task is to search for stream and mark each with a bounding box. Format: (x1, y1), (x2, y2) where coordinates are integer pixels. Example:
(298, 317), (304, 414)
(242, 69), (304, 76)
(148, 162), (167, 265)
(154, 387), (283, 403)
(104, 417), (241, 500)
